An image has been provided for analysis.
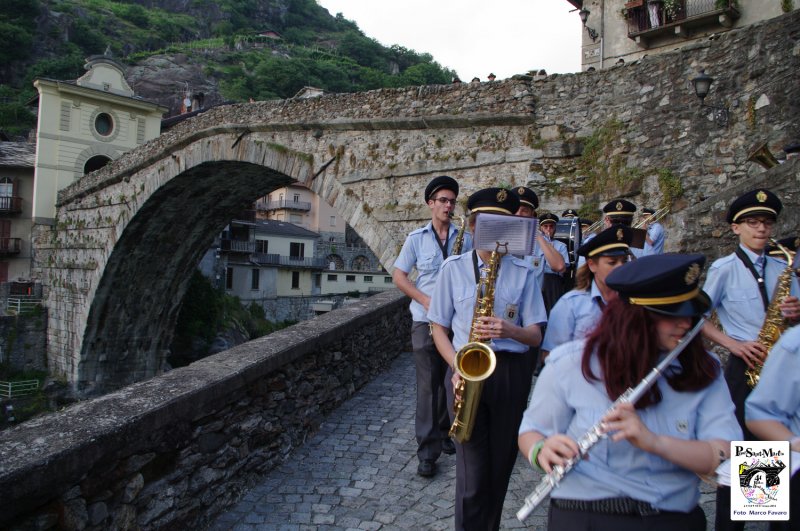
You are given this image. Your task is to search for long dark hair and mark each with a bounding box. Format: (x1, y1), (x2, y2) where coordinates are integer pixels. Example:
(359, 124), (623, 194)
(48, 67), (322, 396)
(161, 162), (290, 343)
(581, 298), (719, 409)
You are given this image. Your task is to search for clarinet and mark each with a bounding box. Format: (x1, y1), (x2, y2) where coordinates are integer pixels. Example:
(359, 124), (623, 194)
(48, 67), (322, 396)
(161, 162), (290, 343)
(516, 317), (706, 522)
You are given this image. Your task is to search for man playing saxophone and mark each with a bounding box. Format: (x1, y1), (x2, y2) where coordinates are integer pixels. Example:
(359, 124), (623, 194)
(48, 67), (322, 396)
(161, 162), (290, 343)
(700, 189), (800, 531)
(392, 176), (473, 478)
(427, 187), (546, 531)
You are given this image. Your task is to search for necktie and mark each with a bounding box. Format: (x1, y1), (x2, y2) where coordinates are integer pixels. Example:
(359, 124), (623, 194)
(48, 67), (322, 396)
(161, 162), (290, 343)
(755, 256), (765, 277)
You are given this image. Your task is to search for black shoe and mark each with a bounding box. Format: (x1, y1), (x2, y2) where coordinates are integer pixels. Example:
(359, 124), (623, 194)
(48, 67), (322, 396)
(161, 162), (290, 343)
(417, 459), (436, 477)
(442, 438), (456, 455)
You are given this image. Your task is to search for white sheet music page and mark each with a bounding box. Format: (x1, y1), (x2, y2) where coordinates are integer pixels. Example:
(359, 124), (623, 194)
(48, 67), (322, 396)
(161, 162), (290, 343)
(473, 213), (535, 255)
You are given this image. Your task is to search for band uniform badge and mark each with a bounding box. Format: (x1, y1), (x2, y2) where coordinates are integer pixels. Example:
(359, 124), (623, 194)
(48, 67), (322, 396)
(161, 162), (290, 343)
(616, 201), (623, 211)
(497, 189), (508, 203)
(616, 228), (624, 241)
(685, 263), (701, 285)
(504, 303), (518, 321)
(756, 190), (767, 203)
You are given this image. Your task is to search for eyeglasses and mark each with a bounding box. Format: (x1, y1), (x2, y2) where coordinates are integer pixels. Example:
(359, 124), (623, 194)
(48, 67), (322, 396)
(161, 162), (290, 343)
(742, 218), (775, 228)
(433, 197), (457, 206)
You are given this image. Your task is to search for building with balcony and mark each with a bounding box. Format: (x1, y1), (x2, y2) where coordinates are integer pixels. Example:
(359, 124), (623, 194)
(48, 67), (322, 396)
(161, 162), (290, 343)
(566, 0), (795, 71)
(0, 141), (35, 283)
(209, 185), (393, 322)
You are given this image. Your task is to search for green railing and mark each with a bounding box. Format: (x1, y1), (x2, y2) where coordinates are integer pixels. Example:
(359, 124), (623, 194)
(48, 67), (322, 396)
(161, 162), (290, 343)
(0, 379), (39, 398)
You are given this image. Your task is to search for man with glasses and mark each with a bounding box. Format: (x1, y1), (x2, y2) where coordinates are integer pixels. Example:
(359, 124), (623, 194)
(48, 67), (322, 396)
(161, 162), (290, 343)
(393, 176), (472, 477)
(701, 189), (800, 531)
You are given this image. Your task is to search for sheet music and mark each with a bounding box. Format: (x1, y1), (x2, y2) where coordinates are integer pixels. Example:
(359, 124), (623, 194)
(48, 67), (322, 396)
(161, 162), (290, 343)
(473, 213), (535, 255)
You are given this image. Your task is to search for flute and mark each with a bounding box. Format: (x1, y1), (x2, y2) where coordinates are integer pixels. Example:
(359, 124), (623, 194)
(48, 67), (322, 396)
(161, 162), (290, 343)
(516, 318), (706, 522)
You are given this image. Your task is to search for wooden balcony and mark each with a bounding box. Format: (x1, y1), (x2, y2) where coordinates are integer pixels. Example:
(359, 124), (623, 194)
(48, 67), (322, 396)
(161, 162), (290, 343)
(626, 0), (740, 46)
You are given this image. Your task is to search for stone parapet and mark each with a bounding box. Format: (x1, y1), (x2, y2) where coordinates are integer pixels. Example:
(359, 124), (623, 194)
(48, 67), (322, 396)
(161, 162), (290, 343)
(0, 289), (410, 530)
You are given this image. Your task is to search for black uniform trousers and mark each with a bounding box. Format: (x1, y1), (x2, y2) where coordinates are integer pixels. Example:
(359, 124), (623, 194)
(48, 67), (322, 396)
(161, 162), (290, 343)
(446, 349), (534, 531)
(542, 273), (565, 316)
(549, 503), (706, 531)
(411, 321), (450, 462)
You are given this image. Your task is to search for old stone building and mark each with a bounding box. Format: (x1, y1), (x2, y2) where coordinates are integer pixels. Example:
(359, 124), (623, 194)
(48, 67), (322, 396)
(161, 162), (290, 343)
(567, 0), (795, 71)
(31, 52), (166, 223)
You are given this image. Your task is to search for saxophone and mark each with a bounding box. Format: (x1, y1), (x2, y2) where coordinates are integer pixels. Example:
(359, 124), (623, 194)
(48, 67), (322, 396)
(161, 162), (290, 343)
(745, 239), (795, 388)
(449, 242), (506, 443)
(450, 213), (467, 256)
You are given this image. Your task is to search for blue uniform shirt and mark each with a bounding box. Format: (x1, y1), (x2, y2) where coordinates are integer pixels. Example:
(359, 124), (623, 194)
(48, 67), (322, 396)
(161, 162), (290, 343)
(519, 339), (742, 512)
(394, 222), (473, 322)
(643, 222), (666, 256)
(541, 280), (607, 352)
(525, 237), (570, 287)
(427, 252), (547, 353)
(703, 245), (799, 341)
(746, 324), (800, 437)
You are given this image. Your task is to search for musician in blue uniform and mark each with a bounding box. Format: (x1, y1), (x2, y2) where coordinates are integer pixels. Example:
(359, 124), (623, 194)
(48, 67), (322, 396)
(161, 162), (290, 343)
(519, 254), (741, 531)
(393, 175), (473, 477)
(702, 189), (800, 530)
(428, 187), (547, 531)
(641, 207), (666, 256)
(541, 225), (632, 356)
(746, 324), (800, 531)
(537, 212), (570, 314)
(510, 187), (567, 307)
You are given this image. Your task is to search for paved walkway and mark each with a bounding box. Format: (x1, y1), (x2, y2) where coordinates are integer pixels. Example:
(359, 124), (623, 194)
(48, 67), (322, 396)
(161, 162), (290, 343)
(211, 353), (760, 530)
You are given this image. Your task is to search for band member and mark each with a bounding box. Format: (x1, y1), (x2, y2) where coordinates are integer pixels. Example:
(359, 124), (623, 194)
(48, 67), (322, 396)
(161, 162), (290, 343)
(746, 324), (800, 531)
(519, 254), (741, 531)
(538, 213), (570, 314)
(510, 187), (566, 307)
(562, 208), (579, 219)
(541, 225), (632, 357)
(700, 189), (800, 530)
(392, 175), (473, 477)
(641, 207), (666, 256)
(428, 187), (546, 531)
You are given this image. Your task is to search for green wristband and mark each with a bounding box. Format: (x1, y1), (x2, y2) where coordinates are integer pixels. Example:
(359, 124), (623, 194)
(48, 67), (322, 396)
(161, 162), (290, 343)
(528, 440), (545, 473)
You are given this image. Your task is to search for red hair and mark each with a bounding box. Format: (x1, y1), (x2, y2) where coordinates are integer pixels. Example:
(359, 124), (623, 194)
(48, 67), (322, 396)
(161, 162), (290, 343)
(581, 298), (719, 409)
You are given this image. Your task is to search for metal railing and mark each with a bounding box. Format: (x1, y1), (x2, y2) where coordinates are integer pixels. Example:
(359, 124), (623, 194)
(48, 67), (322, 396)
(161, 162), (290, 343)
(252, 254), (326, 268)
(255, 200), (312, 212)
(0, 379), (39, 398)
(220, 239), (255, 253)
(626, 0), (739, 36)
(6, 297), (43, 315)
(0, 196), (22, 213)
(0, 238), (21, 254)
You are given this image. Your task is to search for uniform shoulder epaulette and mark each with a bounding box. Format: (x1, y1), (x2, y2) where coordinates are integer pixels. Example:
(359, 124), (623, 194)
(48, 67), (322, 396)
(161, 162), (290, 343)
(408, 226), (429, 237)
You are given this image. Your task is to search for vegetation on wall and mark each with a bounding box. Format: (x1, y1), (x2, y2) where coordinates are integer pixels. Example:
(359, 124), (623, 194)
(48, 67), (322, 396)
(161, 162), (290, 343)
(169, 271), (294, 367)
(576, 118), (643, 197)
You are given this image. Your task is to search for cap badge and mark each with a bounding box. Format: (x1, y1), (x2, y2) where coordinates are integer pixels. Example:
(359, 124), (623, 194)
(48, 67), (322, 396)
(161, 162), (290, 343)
(497, 189), (508, 202)
(616, 228), (624, 241)
(517, 187), (526, 195)
(685, 263), (701, 286)
(756, 190), (767, 203)
(616, 201), (623, 211)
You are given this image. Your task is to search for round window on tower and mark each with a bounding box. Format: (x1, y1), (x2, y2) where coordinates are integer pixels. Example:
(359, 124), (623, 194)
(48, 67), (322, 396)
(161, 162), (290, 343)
(95, 113), (114, 136)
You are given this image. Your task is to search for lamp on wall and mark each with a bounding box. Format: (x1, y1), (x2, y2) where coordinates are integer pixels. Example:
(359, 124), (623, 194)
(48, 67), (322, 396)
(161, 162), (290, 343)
(578, 8), (599, 41)
(691, 69), (729, 127)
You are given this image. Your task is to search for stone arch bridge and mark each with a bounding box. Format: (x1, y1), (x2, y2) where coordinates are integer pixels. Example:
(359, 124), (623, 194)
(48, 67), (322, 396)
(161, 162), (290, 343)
(33, 10), (800, 392)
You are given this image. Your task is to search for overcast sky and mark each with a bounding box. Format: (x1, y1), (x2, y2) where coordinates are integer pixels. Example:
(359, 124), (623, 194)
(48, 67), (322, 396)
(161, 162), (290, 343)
(316, 0), (582, 81)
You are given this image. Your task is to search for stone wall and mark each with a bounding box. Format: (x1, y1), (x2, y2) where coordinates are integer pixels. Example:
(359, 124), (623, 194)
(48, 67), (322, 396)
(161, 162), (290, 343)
(0, 311), (47, 373)
(0, 289), (411, 530)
